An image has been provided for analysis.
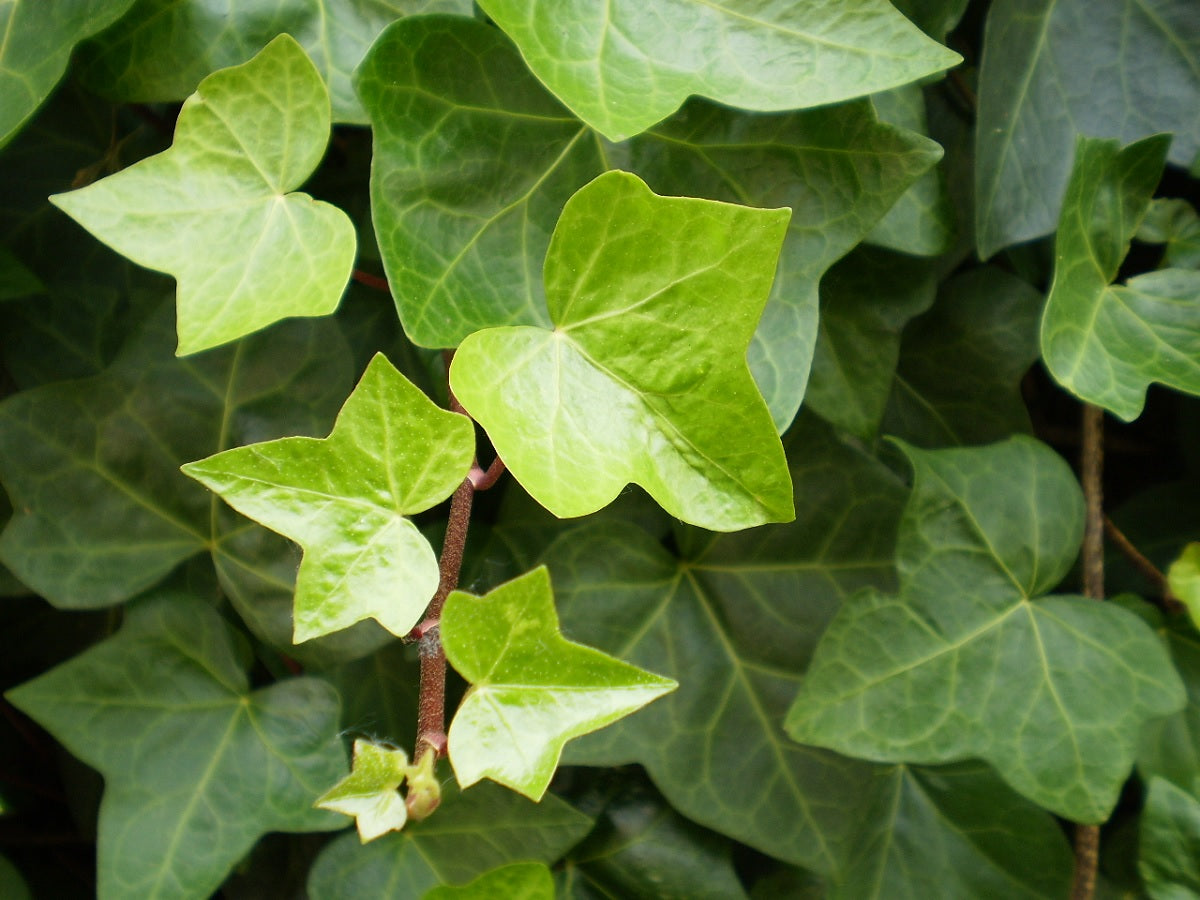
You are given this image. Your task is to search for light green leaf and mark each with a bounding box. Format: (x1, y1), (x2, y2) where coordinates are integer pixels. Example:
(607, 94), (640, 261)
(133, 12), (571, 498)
(544, 416), (907, 870)
(450, 170), (793, 531)
(359, 16), (941, 429)
(183, 353), (474, 642)
(442, 566), (676, 801)
(307, 780), (592, 897)
(5, 593), (347, 899)
(52, 34), (355, 355)
(1041, 134), (1200, 420)
(1139, 777), (1200, 900)
(0, 0), (136, 148)
(316, 739), (411, 842)
(787, 437), (1186, 823)
(78, 0), (471, 123)
(425, 862), (553, 900)
(1168, 544), (1200, 631)
(475, 0), (960, 141)
(883, 266), (1043, 447)
(975, 0), (1200, 258)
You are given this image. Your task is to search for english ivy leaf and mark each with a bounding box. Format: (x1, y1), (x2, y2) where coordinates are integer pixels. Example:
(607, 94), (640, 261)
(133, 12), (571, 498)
(1140, 625), (1200, 791)
(78, 0), (471, 123)
(183, 353), (474, 643)
(442, 566), (676, 801)
(787, 437), (1187, 823)
(1139, 777), (1200, 899)
(1168, 544), (1200, 631)
(0, 246), (41, 301)
(5, 593), (347, 899)
(52, 34), (356, 355)
(1041, 134), (1200, 421)
(307, 780), (592, 897)
(543, 416), (907, 870)
(975, 0), (1200, 258)
(315, 739), (411, 842)
(450, 170), (793, 530)
(425, 863), (553, 900)
(1138, 199), (1200, 271)
(360, 16), (941, 430)
(883, 266), (1043, 447)
(475, 0), (960, 141)
(0, 855), (30, 900)
(0, 0), (136, 148)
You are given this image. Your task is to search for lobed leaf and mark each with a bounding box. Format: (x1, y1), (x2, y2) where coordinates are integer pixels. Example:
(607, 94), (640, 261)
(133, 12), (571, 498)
(183, 353), (475, 642)
(424, 863), (554, 900)
(475, 0), (961, 141)
(6, 593), (347, 899)
(450, 170), (793, 530)
(1041, 134), (1200, 420)
(787, 437), (1186, 822)
(52, 35), (355, 355)
(315, 739), (411, 842)
(442, 566), (676, 800)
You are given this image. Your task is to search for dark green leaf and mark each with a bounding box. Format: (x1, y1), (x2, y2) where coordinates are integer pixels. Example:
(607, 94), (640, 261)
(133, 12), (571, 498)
(425, 863), (553, 900)
(1138, 199), (1200, 271)
(788, 437), (1186, 822)
(475, 0), (960, 141)
(1139, 625), (1200, 792)
(307, 780), (591, 897)
(0, 855), (30, 900)
(450, 170), (793, 530)
(443, 567), (676, 800)
(6, 592), (347, 899)
(975, 0), (1200, 257)
(1139, 777), (1200, 899)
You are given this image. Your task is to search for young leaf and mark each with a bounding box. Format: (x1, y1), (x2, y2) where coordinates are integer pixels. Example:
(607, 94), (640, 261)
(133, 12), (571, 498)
(475, 0), (961, 141)
(787, 437), (1186, 823)
(975, 0), (1200, 258)
(0, 0), (136, 148)
(307, 780), (592, 897)
(450, 170), (794, 531)
(1041, 134), (1200, 420)
(424, 862), (553, 900)
(315, 739), (411, 842)
(5, 593), (347, 899)
(51, 34), (356, 355)
(1139, 777), (1200, 899)
(1168, 543), (1200, 631)
(441, 566), (677, 801)
(183, 353), (475, 643)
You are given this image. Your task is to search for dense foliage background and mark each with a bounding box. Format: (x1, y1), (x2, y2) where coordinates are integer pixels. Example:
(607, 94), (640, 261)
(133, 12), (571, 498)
(1, 1), (1199, 898)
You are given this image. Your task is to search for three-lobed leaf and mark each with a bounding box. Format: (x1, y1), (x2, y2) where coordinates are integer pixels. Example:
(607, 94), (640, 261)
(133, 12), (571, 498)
(787, 437), (1186, 822)
(476, 0), (961, 141)
(6, 593), (347, 899)
(450, 170), (794, 531)
(183, 353), (475, 643)
(442, 566), (676, 801)
(52, 35), (356, 355)
(1041, 134), (1200, 420)
(315, 739), (412, 842)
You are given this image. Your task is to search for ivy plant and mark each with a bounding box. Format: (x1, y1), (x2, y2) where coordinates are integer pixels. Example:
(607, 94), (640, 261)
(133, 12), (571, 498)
(1, 2), (1199, 899)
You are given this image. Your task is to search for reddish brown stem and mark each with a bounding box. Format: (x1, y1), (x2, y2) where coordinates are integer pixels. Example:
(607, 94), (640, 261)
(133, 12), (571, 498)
(352, 269), (391, 293)
(1072, 404), (1104, 900)
(470, 456), (507, 491)
(1103, 515), (1185, 612)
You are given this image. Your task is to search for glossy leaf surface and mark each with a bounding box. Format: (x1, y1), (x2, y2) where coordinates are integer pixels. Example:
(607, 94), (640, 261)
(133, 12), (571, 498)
(52, 35), (355, 355)
(6, 593), (346, 899)
(315, 739), (411, 842)
(476, 0), (960, 140)
(975, 0), (1200, 257)
(450, 170), (793, 530)
(1041, 135), (1200, 420)
(307, 780), (591, 897)
(0, 0), (135, 148)
(183, 353), (474, 642)
(442, 566), (676, 800)
(425, 863), (553, 900)
(788, 437), (1186, 822)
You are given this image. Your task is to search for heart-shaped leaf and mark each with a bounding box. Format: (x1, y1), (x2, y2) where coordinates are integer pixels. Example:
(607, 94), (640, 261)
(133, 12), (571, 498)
(975, 0), (1200, 258)
(450, 170), (793, 531)
(52, 34), (356, 355)
(442, 566), (676, 801)
(183, 353), (475, 643)
(316, 739), (412, 842)
(787, 436), (1186, 822)
(0, 0), (136, 148)
(5, 592), (347, 899)
(1041, 134), (1200, 421)
(475, 0), (960, 141)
